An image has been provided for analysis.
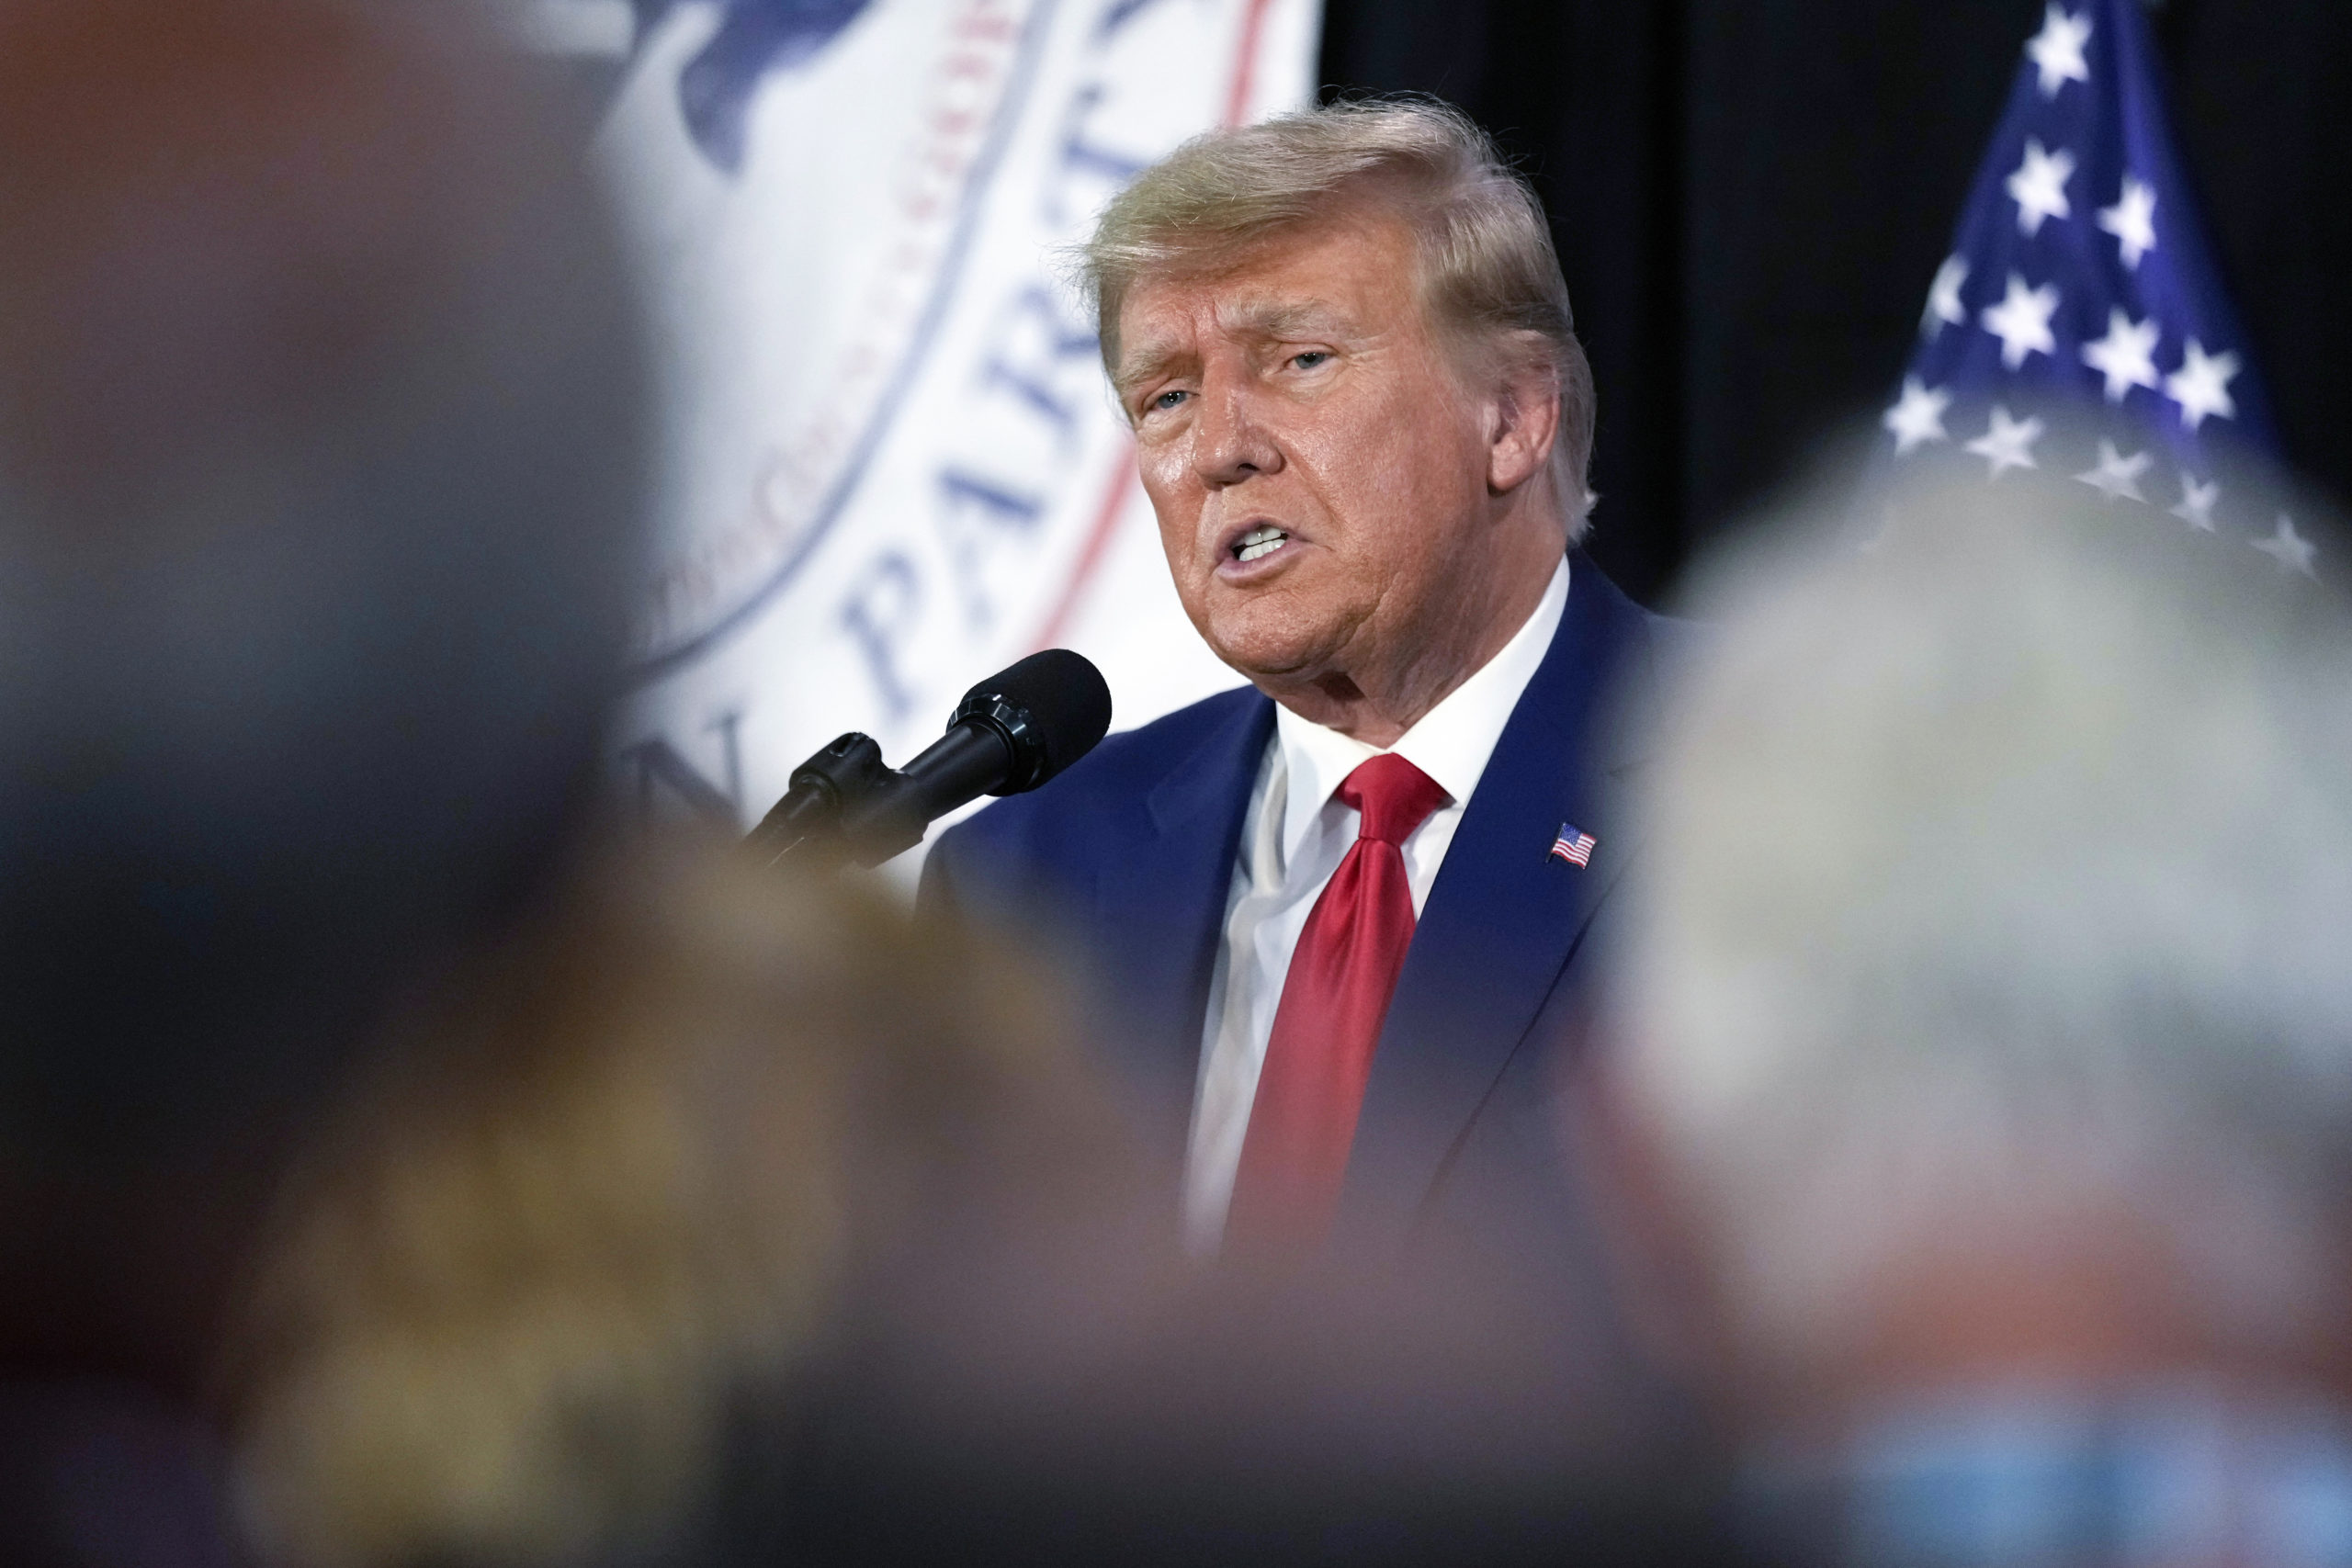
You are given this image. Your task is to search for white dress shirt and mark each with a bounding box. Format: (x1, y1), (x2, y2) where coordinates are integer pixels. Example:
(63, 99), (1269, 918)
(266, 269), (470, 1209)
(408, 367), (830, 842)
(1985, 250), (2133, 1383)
(1181, 557), (1572, 1251)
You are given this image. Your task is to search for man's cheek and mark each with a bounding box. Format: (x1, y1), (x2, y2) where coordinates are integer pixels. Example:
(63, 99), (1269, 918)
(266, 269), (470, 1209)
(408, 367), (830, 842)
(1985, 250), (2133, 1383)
(1140, 476), (1194, 556)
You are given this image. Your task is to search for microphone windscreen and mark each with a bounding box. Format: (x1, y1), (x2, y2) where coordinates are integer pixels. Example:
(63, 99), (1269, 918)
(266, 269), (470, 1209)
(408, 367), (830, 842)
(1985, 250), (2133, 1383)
(965, 649), (1113, 782)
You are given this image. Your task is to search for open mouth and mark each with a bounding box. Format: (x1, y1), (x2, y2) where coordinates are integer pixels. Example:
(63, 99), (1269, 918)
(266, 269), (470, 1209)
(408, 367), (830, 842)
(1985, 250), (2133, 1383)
(1231, 525), (1289, 563)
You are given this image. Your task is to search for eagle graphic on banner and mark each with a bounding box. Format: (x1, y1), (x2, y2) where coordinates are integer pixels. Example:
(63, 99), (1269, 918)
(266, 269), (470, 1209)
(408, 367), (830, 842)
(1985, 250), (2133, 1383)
(626, 0), (877, 170)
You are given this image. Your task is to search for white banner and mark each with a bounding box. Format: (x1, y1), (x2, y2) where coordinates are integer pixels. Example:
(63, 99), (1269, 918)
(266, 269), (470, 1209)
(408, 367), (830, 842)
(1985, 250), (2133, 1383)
(585, 0), (1319, 867)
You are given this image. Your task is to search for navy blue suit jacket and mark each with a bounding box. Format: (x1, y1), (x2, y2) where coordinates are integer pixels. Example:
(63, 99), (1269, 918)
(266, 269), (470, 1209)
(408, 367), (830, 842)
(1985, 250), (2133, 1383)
(922, 554), (1679, 1283)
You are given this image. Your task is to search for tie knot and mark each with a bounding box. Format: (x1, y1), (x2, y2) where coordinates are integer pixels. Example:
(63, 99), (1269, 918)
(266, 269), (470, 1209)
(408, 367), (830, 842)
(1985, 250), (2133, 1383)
(1336, 753), (1448, 846)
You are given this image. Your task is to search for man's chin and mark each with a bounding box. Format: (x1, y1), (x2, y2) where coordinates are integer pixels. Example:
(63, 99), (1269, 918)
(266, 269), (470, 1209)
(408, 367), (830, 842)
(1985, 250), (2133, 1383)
(1187, 583), (1360, 687)
(1204, 628), (1344, 693)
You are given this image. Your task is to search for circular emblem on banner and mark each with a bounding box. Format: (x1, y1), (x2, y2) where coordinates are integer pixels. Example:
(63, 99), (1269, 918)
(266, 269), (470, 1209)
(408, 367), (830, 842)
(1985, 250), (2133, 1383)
(602, 0), (1051, 675)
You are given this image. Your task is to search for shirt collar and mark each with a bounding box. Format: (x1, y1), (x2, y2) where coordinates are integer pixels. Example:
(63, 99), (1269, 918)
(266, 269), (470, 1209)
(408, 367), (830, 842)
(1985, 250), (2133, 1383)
(1272, 554), (1571, 869)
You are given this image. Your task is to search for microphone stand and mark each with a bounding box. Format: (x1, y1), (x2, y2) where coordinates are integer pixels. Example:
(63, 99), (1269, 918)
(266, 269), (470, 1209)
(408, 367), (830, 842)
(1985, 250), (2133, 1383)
(738, 731), (895, 874)
(740, 649), (1104, 874)
(741, 693), (1036, 874)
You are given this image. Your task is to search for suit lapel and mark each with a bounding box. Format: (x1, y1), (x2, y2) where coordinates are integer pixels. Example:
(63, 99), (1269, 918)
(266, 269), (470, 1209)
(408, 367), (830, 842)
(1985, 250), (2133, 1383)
(1092, 691), (1274, 1158)
(1340, 556), (1657, 1239)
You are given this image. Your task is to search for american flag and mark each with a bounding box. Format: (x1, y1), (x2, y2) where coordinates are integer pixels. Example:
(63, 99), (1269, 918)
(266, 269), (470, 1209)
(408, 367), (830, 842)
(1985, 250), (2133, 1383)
(1551, 822), (1598, 868)
(1881, 0), (2318, 581)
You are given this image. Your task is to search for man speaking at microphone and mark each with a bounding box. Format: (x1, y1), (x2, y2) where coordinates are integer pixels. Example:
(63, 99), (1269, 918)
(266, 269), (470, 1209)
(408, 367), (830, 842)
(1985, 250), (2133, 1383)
(923, 100), (1675, 1311)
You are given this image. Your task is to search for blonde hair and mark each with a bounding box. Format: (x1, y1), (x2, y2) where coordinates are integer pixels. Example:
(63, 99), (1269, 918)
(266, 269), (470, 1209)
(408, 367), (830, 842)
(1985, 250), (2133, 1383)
(224, 846), (1131, 1568)
(1083, 97), (1596, 534)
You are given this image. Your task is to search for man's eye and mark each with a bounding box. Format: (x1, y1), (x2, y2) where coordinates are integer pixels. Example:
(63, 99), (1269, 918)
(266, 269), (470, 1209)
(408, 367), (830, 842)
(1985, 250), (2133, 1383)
(1290, 350), (1331, 370)
(1148, 388), (1188, 412)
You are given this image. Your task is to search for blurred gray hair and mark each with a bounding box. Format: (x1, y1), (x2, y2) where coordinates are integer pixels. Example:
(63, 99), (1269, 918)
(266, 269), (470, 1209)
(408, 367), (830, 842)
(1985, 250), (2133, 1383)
(1081, 98), (1597, 536)
(1614, 470), (2352, 1373)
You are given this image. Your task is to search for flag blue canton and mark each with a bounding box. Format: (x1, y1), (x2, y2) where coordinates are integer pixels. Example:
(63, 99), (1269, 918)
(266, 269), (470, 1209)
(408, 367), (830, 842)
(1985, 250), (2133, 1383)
(1883, 0), (2318, 579)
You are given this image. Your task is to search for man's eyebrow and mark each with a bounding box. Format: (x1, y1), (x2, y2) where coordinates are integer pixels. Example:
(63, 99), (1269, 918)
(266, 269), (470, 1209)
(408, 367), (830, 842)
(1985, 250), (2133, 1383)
(1223, 299), (1351, 340)
(1112, 339), (1187, 399)
(1110, 301), (1352, 398)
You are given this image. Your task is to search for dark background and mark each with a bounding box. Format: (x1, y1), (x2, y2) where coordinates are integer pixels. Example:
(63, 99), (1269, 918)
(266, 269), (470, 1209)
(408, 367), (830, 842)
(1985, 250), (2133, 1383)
(1318, 0), (2352, 605)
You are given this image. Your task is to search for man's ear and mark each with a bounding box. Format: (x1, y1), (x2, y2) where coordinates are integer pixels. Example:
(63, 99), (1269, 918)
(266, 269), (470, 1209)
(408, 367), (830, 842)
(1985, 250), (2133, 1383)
(1485, 344), (1560, 497)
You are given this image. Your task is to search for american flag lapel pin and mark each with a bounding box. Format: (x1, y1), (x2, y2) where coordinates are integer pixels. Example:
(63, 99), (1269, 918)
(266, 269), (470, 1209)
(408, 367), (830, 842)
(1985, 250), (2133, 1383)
(1549, 821), (1598, 868)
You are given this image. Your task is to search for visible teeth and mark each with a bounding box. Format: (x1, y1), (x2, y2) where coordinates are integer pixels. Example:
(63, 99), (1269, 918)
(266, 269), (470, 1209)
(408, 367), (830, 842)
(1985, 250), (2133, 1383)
(1235, 526), (1288, 563)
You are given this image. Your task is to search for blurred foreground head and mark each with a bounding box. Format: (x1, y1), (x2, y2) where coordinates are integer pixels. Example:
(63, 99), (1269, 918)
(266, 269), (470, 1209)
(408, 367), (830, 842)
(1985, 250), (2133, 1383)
(228, 851), (1142, 1568)
(1610, 464), (2352, 1429)
(0, 0), (644, 1161)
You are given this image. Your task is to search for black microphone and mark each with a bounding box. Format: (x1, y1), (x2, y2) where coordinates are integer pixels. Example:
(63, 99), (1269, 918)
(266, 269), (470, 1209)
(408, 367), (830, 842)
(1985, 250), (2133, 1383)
(744, 649), (1112, 870)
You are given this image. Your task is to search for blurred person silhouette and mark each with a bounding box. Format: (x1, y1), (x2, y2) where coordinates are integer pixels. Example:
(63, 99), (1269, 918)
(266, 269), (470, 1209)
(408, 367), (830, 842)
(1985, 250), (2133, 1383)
(0, 0), (643, 1560)
(1595, 461), (2352, 1567)
(224, 847), (1158, 1568)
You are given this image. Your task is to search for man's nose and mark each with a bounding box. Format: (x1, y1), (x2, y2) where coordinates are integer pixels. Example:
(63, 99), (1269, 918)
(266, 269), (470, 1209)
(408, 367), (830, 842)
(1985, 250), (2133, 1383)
(1191, 379), (1282, 489)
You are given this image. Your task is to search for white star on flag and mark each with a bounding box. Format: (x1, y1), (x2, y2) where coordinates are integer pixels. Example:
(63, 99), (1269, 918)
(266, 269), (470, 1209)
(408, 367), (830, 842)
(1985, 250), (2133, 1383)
(2170, 473), (2221, 532)
(1921, 255), (1970, 341)
(2164, 338), (2241, 431)
(2026, 3), (2093, 98)
(2097, 175), (2158, 270)
(1963, 405), (2045, 479)
(2252, 514), (2318, 578)
(2007, 139), (2077, 236)
(2080, 308), (2162, 402)
(1981, 273), (2062, 369)
(2075, 439), (2153, 502)
(1883, 377), (1952, 454)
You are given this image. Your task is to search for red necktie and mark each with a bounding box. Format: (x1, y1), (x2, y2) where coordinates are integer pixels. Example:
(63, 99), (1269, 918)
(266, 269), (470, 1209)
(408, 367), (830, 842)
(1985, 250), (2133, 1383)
(1227, 752), (1449, 1249)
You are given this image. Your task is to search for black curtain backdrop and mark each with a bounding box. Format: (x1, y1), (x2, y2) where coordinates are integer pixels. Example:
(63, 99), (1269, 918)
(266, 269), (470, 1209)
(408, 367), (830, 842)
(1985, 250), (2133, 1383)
(1318, 0), (2352, 606)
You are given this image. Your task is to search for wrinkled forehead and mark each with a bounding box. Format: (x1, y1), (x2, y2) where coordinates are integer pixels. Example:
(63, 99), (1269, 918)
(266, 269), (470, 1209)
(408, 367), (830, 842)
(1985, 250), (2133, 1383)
(1109, 209), (1429, 383)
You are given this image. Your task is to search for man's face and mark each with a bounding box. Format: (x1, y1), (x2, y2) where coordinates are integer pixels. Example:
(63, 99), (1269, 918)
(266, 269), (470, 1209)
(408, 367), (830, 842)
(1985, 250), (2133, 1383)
(1113, 213), (1514, 705)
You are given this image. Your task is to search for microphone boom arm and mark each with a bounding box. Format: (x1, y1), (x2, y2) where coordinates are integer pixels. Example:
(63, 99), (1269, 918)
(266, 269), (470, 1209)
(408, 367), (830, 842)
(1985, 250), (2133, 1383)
(739, 649), (1109, 873)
